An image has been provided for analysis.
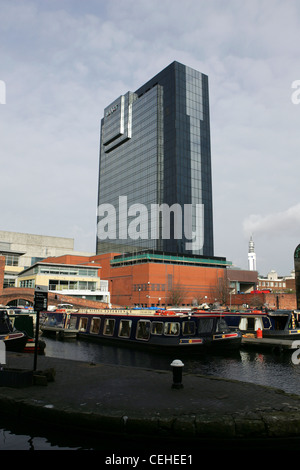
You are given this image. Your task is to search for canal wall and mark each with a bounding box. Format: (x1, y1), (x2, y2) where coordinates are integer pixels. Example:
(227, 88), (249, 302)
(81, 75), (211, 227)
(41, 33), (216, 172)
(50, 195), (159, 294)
(1, 353), (300, 450)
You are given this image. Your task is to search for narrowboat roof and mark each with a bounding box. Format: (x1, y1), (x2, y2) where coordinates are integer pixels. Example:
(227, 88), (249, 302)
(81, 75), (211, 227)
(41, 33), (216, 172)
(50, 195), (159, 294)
(267, 310), (294, 316)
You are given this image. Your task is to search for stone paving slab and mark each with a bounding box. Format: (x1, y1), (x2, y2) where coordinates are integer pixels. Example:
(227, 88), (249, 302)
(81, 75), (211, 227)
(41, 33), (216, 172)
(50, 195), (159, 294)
(1, 352), (300, 446)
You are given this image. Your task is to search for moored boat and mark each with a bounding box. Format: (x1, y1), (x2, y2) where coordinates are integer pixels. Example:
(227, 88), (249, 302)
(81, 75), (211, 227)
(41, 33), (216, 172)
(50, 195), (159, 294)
(7, 311), (46, 354)
(224, 309), (300, 340)
(0, 309), (28, 353)
(40, 308), (242, 353)
(40, 310), (78, 339)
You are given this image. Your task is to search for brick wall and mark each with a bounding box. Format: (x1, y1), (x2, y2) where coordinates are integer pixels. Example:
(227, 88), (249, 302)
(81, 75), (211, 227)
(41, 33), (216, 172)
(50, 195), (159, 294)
(0, 287), (33, 306)
(229, 293), (265, 308)
(0, 287), (117, 309)
(48, 292), (112, 309)
(229, 292), (297, 310)
(96, 253), (228, 306)
(264, 293), (296, 309)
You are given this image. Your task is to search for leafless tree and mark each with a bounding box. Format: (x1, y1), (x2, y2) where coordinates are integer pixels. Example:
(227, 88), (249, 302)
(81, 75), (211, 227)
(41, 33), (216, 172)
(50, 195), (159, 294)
(192, 292), (206, 306)
(212, 276), (230, 305)
(167, 283), (187, 306)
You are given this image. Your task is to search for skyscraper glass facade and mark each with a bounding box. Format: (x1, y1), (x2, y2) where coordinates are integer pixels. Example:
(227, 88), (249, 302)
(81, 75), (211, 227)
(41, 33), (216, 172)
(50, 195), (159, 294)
(96, 61), (214, 257)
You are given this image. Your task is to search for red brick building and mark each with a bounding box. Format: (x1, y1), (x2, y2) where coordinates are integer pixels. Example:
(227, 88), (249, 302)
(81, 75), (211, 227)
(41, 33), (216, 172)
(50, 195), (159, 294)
(95, 252), (231, 307)
(38, 251), (233, 307)
(2, 250), (296, 309)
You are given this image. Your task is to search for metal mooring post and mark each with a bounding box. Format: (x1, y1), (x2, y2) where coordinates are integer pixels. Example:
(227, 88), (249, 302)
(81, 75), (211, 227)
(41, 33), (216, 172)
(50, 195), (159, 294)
(170, 359), (184, 389)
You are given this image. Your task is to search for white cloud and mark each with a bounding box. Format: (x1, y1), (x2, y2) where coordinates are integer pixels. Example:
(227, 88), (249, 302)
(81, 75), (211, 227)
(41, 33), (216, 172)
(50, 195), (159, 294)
(0, 0), (300, 272)
(243, 204), (300, 239)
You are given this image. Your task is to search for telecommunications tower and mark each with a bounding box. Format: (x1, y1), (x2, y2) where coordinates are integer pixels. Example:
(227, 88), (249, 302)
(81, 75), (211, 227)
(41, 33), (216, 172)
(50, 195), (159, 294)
(248, 235), (257, 271)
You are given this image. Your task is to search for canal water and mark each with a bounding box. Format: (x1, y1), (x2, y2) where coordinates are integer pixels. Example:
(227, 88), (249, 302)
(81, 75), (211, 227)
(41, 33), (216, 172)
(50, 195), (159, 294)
(1, 337), (300, 450)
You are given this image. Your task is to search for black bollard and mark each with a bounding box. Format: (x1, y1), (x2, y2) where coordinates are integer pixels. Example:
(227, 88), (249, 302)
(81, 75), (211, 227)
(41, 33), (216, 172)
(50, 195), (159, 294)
(170, 359), (184, 389)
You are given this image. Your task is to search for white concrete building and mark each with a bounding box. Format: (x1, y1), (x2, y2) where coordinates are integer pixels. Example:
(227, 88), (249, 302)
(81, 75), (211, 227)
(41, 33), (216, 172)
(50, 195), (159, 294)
(0, 231), (75, 269)
(0, 230), (94, 289)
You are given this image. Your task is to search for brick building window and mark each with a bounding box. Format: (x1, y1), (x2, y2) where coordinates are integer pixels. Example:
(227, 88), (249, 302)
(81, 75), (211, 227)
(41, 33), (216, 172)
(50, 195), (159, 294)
(20, 279), (35, 288)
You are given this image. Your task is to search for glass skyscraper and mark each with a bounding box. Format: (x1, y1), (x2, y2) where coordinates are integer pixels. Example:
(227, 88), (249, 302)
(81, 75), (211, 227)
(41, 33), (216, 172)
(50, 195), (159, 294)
(96, 61), (214, 257)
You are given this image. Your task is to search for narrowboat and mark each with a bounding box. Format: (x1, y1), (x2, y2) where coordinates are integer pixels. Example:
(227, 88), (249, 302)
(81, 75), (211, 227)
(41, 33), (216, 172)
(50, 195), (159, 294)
(224, 309), (300, 339)
(0, 309), (28, 353)
(40, 308), (242, 353)
(7, 310), (46, 354)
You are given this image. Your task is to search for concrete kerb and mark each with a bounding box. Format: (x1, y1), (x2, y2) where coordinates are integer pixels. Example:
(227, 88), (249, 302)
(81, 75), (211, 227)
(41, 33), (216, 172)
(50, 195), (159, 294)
(1, 353), (300, 444)
(1, 392), (300, 442)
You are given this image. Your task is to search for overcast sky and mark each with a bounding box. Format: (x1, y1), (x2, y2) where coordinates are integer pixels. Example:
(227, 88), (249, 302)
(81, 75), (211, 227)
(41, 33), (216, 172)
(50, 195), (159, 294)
(1, 0), (300, 276)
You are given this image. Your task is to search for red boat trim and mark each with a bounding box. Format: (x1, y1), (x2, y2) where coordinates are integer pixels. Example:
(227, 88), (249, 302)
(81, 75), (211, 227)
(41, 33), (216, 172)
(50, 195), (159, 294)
(179, 338), (203, 345)
(213, 333), (239, 340)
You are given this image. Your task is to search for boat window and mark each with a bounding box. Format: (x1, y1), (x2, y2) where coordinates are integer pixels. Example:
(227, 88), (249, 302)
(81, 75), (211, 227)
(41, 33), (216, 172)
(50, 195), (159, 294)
(0, 311), (13, 333)
(136, 320), (151, 340)
(239, 317), (264, 331)
(118, 319), (132, 338)
(198, 318), (214, 333)
(69, 317), (77, 329)
(216, 317), (230, 333)
(262, 316), (272, 329)
(247, 317), (255, 331)
(182, 321), (195, 335)
(79, 317), (88, 332)
(164, 322), (180, 336)
(103, 318), (115, 336)
(45, 315), (60, 326)
(90, 317), (101, 334)
(151, 321), (163, 335)
(273, 316), (288, 330)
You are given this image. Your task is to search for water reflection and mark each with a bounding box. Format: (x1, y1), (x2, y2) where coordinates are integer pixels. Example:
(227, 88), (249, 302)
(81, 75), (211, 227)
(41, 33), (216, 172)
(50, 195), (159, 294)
(0, 417), (83, 450)
(44, 337), (300, 395)
(0, 429), (77, 450)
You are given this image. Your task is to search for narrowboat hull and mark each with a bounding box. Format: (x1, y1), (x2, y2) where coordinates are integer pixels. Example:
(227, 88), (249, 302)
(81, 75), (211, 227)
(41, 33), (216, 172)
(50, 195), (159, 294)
(0, 332), (28, 352)
(224, 309), (300, 340)
(260, 329), (300, 340)
(0, 309), (28, 353)
(23, 338), (46, 355)
(41, 309), (242, 354)
(76, 332), (242, 354)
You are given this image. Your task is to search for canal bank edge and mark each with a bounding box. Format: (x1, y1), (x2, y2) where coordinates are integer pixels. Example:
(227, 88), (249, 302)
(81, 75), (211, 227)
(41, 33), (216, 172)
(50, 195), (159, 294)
(1, 353), (300, 445)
